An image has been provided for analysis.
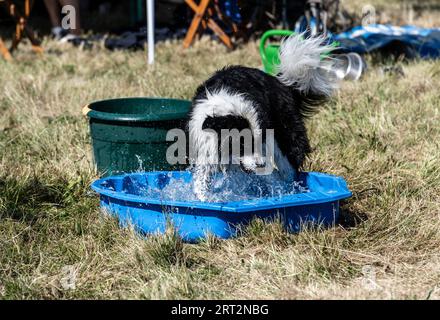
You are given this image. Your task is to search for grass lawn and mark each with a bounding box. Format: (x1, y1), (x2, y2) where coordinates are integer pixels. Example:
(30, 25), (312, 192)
(1, 1), (440, 299)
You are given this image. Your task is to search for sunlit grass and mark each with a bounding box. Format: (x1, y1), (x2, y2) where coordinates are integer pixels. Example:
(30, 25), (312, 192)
(1, 1), (440, 299)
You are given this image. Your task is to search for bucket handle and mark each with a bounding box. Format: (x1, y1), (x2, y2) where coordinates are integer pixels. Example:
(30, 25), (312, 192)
(259, 30), (294, 68)
(82, 104), (91, 116)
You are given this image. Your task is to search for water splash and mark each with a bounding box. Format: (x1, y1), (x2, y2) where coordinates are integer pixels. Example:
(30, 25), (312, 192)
(135, 168), (308, 203)
(135, 154), (144, 172)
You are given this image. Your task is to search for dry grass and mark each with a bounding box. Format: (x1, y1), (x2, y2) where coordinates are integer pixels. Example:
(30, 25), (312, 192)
(1, 1), (440, 300)
(342, 0), (440, 28)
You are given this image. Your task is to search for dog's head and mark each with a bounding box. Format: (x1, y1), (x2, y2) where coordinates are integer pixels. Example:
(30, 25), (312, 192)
(201, 114), (269, 173)
(188, 88), (276, 176)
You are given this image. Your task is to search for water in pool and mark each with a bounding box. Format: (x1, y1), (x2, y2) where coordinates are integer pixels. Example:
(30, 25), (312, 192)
(128, 168), (309, 203)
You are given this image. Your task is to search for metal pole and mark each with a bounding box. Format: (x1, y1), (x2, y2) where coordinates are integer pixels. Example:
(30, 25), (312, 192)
(147, 0), (154, 64)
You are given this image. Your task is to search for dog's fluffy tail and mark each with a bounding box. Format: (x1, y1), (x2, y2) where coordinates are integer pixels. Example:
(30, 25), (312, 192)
(277, 34), (336, 97)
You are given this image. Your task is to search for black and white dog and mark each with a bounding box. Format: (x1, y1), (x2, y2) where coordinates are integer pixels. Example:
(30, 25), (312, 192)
(186, 35), (336, 199)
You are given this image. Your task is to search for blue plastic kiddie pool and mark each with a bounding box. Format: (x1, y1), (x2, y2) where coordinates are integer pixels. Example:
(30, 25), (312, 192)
(91, 171), (352, 242)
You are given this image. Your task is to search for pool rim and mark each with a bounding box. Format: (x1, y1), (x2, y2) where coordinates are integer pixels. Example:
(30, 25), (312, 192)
(91, 171), (352, 213)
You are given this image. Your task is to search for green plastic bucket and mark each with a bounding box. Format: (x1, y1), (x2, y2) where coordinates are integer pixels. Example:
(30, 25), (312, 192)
(83, 97), (191, 176)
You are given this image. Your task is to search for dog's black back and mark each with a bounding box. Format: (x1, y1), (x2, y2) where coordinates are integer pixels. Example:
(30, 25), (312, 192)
(189, 65), (327, 171)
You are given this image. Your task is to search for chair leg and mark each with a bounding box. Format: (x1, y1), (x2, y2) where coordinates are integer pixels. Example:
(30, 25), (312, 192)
(1, 0), (42, 54)
(31, 44), (44, 54)
(0, 38), (13, 61)
(11, 17), (23, 52)
(207, 19), (233, 49)
(183, 0), (211, 48)
(184, 0), (236, 49)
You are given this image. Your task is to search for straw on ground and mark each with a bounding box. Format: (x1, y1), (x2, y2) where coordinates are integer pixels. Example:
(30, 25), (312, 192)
(1, 1), (440, 299)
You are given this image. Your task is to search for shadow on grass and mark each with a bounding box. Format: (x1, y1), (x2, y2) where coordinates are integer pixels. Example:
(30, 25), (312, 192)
(0, 174), (86, 223)
(338, 203), (369, 229)
(337, 184), (382, 228)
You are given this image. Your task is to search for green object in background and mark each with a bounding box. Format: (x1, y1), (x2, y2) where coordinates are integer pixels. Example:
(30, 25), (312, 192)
(83, 98), (191, 177)
(260, 30), (295, 75)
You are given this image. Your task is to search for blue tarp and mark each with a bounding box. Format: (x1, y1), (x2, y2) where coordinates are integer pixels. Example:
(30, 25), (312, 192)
(333, 24), (440, 58)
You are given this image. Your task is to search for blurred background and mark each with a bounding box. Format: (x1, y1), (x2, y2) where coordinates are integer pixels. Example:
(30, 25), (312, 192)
(0, 0), (438, 41)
